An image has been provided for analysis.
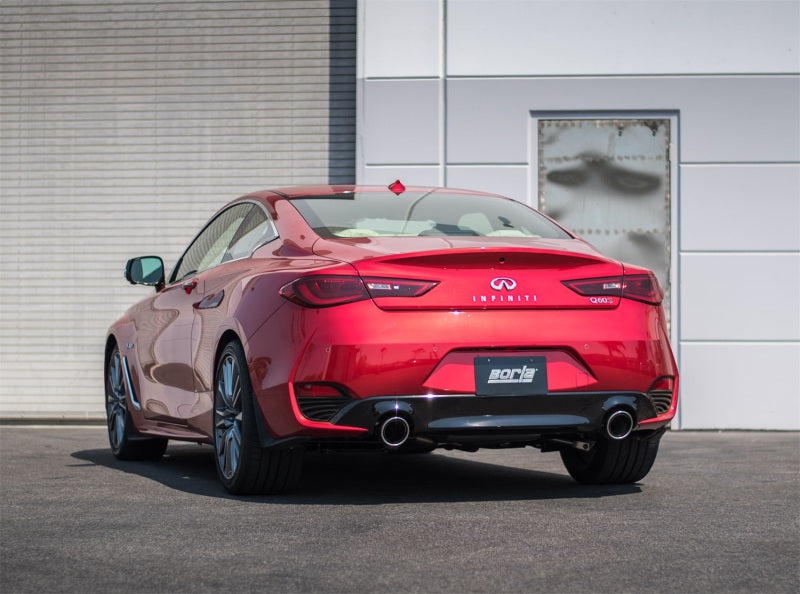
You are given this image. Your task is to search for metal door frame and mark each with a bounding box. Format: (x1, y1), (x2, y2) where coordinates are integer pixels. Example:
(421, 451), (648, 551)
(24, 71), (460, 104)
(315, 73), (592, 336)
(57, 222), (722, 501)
(528, 111), (680, 426)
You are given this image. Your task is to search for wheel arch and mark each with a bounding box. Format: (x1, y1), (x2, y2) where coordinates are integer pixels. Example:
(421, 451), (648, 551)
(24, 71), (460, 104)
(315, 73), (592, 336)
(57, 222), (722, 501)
(214, 329), (243, 371)
(212, 329), (286, 448)
(104, 334), (118, 370)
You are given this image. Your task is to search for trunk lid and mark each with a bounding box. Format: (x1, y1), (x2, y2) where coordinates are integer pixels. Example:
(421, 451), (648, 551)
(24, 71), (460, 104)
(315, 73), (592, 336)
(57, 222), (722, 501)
(313, 237), (623, 310)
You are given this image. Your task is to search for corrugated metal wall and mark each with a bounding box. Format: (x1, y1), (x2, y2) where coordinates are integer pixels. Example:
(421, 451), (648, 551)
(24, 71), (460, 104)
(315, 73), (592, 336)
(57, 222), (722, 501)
(0, 0), (356, 418)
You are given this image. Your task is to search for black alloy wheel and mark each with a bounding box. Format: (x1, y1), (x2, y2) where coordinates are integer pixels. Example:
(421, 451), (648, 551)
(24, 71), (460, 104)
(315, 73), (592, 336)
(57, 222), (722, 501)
(105, 344), (167, 461)
(213, 340), (303, 494)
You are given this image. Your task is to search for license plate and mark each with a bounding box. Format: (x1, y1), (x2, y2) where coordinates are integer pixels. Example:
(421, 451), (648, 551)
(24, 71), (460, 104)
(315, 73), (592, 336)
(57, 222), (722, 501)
(474, 356), (548, 396)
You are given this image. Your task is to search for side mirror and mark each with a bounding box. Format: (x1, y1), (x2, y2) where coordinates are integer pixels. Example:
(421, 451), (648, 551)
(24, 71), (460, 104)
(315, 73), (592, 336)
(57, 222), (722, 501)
(125, 256), (165, 290)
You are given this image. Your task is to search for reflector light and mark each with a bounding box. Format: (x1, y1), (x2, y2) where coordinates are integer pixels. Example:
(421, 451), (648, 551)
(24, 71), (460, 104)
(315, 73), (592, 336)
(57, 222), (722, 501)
(648, 376), (674, 392)
(294, 383), (346, 398)
(563, 273), (663, 305)
(646, 376), (676, 415)
(279, 276), (368, 308)
(388, 180), (406, 195)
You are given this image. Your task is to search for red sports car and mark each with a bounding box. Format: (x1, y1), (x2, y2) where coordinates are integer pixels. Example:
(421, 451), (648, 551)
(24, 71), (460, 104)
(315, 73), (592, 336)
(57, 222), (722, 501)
(106, 183), (678, 494)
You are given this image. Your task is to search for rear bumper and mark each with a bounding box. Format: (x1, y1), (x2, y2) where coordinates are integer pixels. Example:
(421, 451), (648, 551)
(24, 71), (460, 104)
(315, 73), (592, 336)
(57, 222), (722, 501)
(246, 299), (678, 445)
(304, 390), (669, 447)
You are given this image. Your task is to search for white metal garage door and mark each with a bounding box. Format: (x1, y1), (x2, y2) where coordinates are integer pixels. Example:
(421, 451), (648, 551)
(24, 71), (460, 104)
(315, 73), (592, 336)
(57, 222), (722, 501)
(0, 0), (355, 418)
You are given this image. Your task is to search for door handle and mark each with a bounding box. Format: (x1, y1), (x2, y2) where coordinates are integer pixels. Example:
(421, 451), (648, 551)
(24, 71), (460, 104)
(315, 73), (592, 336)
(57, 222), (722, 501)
(182, 280), (198, 294)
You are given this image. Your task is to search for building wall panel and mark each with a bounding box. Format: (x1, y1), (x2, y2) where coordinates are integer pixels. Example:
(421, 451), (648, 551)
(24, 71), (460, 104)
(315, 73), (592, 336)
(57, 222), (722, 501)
(680, 343), (800, 430)
(445, 165), (528, 202)
(680, 254), (800, 341)
(446, 77), (800, 164)
(680, 165), (800, 252)
(447, 0), (799, 76)
(362, 79), (440, 164)
(361, 0), (441, 78)
(361, 165), (441, 186)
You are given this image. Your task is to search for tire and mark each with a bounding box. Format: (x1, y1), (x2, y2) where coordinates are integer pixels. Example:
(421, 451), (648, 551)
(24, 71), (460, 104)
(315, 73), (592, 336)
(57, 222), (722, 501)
(105, 345), (168, 461)
(213, 341), (303, 495)
(560, 430), (664, 484)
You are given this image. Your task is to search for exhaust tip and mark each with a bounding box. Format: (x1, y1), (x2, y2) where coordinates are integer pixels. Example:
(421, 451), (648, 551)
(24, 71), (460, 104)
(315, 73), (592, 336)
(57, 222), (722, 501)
(605, 409), (634, 440)
(379, 416), (411, 448)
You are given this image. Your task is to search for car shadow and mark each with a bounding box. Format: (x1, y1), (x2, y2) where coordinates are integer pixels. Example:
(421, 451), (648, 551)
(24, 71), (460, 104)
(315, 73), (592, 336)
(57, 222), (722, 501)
(71, 444), (641, 504)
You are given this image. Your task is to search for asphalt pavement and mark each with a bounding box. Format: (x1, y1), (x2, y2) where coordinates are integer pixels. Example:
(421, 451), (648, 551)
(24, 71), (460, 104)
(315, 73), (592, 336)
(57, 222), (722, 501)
(1, 426), (798, 593)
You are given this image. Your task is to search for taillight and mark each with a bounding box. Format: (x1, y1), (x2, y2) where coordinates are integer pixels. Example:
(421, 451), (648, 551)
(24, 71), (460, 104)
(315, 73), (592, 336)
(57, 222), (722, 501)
(363, 277), (438, 298)
(280, 275), (439, 307)
(622, 274), (664, 305)
(279, 276), (369, 308)
(562, 273), (663, 305)
(562, 277), (623, 297)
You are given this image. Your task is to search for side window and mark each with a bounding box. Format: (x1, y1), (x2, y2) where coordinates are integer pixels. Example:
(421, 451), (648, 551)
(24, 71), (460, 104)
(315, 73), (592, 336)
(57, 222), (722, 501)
(224, 206), (277, 262)
(174, 203), (252, 281)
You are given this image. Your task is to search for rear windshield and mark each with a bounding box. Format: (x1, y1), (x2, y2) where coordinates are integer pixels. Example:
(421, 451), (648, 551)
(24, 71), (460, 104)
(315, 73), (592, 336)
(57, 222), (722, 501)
(290, 191), (571, 239)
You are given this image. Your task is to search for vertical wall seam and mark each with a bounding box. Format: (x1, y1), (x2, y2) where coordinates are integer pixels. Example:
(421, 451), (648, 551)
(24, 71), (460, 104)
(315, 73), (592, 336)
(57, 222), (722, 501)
(440, 0), (448, 186)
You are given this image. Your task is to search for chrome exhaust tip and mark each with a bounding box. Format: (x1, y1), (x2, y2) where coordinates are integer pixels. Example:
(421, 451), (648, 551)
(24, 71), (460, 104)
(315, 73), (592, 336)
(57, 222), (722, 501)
(605, 409), (634, 440)
(379, 416), (411, 448)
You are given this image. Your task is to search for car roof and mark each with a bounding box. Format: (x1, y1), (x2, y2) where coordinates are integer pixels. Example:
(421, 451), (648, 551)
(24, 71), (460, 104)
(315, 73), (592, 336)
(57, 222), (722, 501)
(249, 185), (505, 200)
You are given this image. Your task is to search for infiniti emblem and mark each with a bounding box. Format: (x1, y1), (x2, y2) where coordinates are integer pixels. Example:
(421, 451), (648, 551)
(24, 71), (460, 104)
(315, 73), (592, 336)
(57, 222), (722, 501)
(490, 277), (517, 291)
